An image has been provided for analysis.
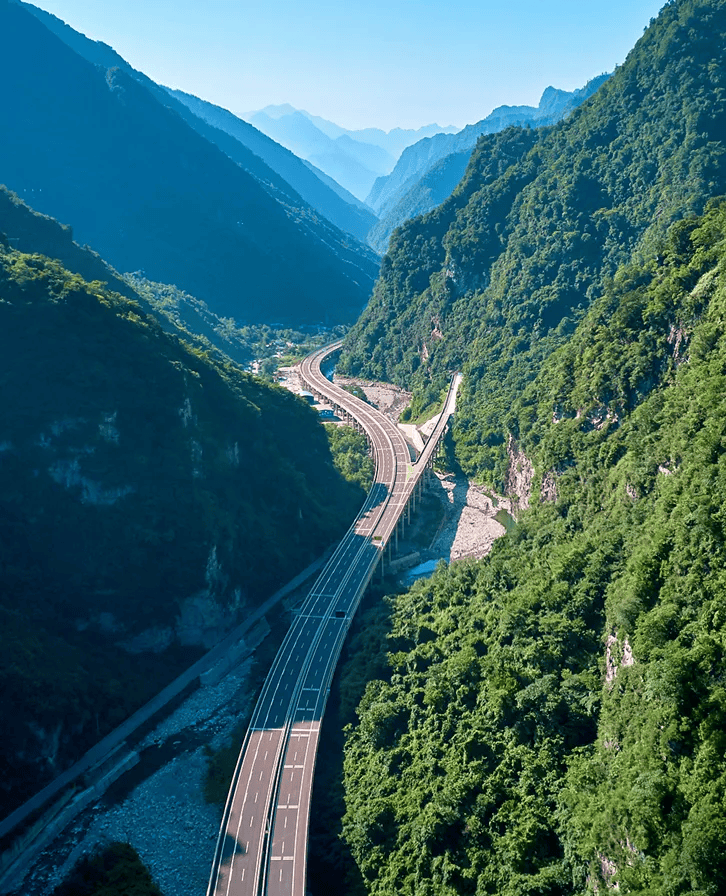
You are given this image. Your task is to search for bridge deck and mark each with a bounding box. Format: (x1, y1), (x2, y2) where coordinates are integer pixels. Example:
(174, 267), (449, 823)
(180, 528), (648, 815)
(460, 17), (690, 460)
(207, 344), (460, 896)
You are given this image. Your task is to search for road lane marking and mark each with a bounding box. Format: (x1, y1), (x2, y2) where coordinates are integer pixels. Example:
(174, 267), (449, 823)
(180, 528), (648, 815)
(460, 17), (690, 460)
(210, 359), (458, 892)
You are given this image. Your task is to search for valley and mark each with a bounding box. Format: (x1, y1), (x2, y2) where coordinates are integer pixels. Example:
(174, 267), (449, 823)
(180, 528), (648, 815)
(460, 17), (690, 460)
(2, 367), (503, 896)
(2, 0), (726, 894)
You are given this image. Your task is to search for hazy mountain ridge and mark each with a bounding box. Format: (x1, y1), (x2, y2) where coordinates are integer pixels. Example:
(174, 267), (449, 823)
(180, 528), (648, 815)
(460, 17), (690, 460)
(290, 106), (458, 156)
(246, 105), (458, 202)
(0, 0), (378, 326)
(247, 109), (389, 201)
(366, 74), (611, 250)
(166, 88), (378, 243)
(252, 103), (457, 157)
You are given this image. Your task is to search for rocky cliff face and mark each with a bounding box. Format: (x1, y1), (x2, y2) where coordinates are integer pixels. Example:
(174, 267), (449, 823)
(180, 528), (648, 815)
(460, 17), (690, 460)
(504, 435), (534, 513)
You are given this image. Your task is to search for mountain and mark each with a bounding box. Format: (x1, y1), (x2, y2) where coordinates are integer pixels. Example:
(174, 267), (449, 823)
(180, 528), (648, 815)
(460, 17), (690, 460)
(365, 75), (611, 250)
(0, 185), (282, 369)
(245, 105), (458, 203)
(301, 159), (375, 213)
(0, 186), (137, 301)
(164, 89), (378, 243)
(0, 219), (364, 815)
(0, 0), (378, 326)
(346, 123), (460, 159)
(342, 201), (726, 896)
(335, 133), (396, 177)
(340, 0), (726, 478)
(247, 108), (388, 200)
(297, 109), (459, 157)
(365, 149), (472, 254)
(336, 1), (726, 892)
(13, 1), (378, 243)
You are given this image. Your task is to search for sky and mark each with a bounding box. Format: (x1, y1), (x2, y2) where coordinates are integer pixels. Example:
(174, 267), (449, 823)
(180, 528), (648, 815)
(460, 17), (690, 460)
(28, 0), (667, 132)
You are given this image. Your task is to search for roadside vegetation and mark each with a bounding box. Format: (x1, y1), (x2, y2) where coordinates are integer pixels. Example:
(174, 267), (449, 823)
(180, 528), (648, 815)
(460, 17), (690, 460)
(52, 841), (161, 896)
(325, 424), (376, 493)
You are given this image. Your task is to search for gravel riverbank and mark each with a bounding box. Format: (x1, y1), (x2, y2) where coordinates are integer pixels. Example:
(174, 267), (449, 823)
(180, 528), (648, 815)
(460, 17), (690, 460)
(14, 657), (259, 896)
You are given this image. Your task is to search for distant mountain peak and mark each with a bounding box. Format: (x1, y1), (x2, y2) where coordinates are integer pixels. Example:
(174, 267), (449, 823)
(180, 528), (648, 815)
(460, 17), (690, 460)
(251, 102), (300, 119)
(0, 0), (378, 324)
(242, 104), (462, 201)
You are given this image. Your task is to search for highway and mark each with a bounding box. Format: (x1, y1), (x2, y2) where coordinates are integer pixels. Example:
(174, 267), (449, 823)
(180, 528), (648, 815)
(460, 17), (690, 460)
(207, 342), (460, 896)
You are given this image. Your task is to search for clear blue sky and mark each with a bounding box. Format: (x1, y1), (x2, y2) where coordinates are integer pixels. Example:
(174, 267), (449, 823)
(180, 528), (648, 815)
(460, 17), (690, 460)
(29, 0), (666, 131)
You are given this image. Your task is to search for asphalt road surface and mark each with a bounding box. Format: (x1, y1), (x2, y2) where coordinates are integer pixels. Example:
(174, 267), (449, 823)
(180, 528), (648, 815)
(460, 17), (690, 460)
(208, 343), (459, 896)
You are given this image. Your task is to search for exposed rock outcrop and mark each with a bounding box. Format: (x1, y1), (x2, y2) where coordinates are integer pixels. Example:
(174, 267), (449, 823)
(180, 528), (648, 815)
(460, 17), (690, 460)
(505, 435), (534, 513)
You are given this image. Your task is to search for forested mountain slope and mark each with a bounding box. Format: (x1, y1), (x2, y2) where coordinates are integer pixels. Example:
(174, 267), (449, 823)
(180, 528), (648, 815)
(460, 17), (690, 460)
(13, 0), (379, 245)
(341, 0), (726, 488)
(338, 1), (726, 893)
(166, 89), (379, 243)
(0, 187), (138, 302)
(365, 78), (610, 256)
(365, 149), (472, 255)
(0, 240), (362, 816)
(0, 0), (377, 326)
(0, 186), (275, 368)
(341, 178), (726, 896)
(365, 76), (609, 227)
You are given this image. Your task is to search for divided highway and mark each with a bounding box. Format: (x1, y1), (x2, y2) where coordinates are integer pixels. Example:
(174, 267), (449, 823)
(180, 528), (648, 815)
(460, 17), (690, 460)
(207, 342), (460, 896)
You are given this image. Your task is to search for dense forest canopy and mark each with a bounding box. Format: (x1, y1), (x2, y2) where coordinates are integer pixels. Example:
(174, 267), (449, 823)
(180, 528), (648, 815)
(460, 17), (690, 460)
(342, 190), (726, 896)
(338, 1), (726, 894)
(340, 0), (726, 487)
